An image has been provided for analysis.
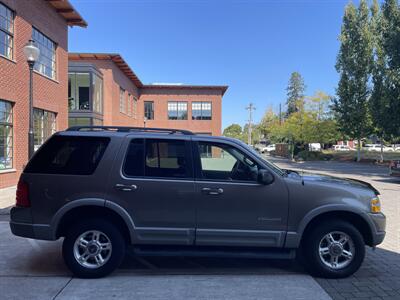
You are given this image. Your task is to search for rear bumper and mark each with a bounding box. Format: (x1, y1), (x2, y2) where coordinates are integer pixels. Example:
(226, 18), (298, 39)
(9, 221), (54, 240)
(9, 207), (55, 241)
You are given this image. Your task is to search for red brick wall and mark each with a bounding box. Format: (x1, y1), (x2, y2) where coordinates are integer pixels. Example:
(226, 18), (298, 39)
(139, 88), (222, 136)
(0, 0), (68, 188)
(68, 58), (224, 136)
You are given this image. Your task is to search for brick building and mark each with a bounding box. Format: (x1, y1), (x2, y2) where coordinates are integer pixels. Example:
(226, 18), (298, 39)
(68, 53), (227, 136)
(0, 0), (86, 188)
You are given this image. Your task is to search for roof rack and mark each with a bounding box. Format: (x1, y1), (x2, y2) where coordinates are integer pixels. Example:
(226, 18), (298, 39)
(66, 126), (194, 135)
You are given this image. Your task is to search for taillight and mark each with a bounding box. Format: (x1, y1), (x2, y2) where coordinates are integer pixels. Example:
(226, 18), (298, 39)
(16, 179), (30, 208)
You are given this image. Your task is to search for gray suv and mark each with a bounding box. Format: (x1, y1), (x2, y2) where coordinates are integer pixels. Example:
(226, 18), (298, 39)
(10, 126), (386, 278)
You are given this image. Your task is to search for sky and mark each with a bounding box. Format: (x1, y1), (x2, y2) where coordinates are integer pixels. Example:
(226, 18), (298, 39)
(68, 0), (351, 130)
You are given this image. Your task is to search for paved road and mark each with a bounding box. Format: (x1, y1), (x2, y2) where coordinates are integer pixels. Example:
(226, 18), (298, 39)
(0, 157), (399, 299)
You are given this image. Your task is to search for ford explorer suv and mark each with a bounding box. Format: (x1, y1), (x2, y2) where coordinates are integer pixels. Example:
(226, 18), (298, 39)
(10, 126), (386, 278)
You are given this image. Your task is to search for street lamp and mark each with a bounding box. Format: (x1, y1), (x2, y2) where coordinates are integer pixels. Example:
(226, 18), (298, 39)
(23, 39), (40, 159)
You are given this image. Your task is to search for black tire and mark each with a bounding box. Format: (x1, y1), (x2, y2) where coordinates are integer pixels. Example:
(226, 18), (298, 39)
(62, 219), (126, 278)
(302, 220), (365, 278)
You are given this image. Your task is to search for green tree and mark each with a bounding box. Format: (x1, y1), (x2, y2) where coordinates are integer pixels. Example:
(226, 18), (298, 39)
(223, 124), (243, 140)
(370, 0), (388, 161)
(334, 0), (374, 161)
(259, 107), (279, 140)
(286, 72), (306, 116)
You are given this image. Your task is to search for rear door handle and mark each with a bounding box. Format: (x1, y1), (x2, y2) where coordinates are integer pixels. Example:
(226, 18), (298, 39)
(201, 187), (224, 195)
(114, 184), (137, 192)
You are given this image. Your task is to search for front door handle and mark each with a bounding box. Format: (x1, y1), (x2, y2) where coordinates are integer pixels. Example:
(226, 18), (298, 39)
(201, 187), (224, 195)
(114, 184), (137, 192)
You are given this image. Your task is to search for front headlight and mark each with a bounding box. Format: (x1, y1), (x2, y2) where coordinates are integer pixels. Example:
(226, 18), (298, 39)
(370, 196), (381, 213)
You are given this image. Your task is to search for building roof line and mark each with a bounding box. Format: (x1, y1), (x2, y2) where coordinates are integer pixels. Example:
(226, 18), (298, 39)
(68, 53), (144, 87)
(69, 52), (229, 95)
(141, 84), (228, 95)
(45, 0), (87, 27)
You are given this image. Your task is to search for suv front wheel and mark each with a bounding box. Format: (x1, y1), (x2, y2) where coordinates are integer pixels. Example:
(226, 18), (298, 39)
(62, 219), (126, 278)
(302, 220), (365, 278)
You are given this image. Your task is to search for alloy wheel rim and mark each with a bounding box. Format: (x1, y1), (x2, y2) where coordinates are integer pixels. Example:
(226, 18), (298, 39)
(318, 231), (355, 270)
(73, 230), (112, 269)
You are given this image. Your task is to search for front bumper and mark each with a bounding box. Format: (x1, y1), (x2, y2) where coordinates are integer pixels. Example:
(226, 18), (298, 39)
(367, 212), (386, 246)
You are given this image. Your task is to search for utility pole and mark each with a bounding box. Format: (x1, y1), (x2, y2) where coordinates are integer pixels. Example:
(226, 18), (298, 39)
(246, 103), (256, 145)
(279, 103), (282, 125)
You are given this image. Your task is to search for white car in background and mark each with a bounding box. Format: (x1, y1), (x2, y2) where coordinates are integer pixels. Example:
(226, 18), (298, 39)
(309, 143), (321, 151)
(261, 144), (276, 153)
(364, 144), (394, 152)
(333, 145), (352, 151)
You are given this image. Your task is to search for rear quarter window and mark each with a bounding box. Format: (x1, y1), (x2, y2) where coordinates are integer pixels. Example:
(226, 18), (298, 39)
(24, 135), (110, 175)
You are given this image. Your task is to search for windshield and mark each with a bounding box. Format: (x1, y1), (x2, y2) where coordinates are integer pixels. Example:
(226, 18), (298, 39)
(236, 140), (285, 176)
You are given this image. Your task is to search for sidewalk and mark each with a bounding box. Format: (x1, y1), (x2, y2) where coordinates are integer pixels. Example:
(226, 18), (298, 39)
(0, 186), (15, 212)
(0, 221), (331, 300)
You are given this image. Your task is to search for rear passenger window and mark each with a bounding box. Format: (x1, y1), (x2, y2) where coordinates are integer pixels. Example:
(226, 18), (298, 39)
(123, 139), (145, 176)
(24, 136), (109, 175)
(123, 139), (192, 179)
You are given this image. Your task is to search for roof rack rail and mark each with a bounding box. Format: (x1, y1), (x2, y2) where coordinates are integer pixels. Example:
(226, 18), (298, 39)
(66, 126), (194, 135)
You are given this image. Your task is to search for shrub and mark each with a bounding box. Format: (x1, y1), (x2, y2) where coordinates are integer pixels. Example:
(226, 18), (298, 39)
(296, 150), (333, 161)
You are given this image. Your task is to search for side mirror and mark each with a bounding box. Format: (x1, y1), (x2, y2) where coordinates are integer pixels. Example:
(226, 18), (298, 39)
(258, 169), (274, 185)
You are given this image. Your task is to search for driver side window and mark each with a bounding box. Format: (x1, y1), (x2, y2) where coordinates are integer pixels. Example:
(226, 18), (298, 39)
(197, 142), (260, 182)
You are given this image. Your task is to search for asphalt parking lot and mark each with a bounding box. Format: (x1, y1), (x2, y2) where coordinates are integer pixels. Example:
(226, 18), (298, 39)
(0, 157), (399, 299)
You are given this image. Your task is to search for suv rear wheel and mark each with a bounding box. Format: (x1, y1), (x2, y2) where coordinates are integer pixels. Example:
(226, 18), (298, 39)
(302, 220), (365, 278)
(62, 219), (126, 278)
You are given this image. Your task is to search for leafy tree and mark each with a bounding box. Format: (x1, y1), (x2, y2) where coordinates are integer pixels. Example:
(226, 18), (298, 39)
(259, 107), (279, 140)
(334, 0), (374, 161)
(369, 0), (400, 161)
(242, 124), (262, 145)
(269, 91), (339, 158)
(286, 72), (306, 116)
(223, 124), (243, 140)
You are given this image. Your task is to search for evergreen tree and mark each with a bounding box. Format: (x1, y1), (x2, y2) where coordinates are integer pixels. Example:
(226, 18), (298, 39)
(380, 0), (400, 138)
(286, 72), (306, 116)
(334, 0), (373, 161)
(370, 0), (400, 161)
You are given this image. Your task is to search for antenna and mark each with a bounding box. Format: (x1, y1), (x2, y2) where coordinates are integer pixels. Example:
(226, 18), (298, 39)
(246, 103), (256, 145)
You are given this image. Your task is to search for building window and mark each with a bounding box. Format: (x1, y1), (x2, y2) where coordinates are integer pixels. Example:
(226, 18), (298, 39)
(168, 101), (187, 120)
(0, 100), (13, 170)
(68, 73), (90, 110)
(92, 73), (103, 114)
(127, 93), (132, 117)
(68, 71), (103, 114)
(133, 97), (138, 119)
(192, 102), (212, 120)
(144, 101), (154, 120)
(32, 28), (56, 79)
(119, 88), (126, 114)
(0, 3), (14, 60)
(33, 108), (56, 151)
